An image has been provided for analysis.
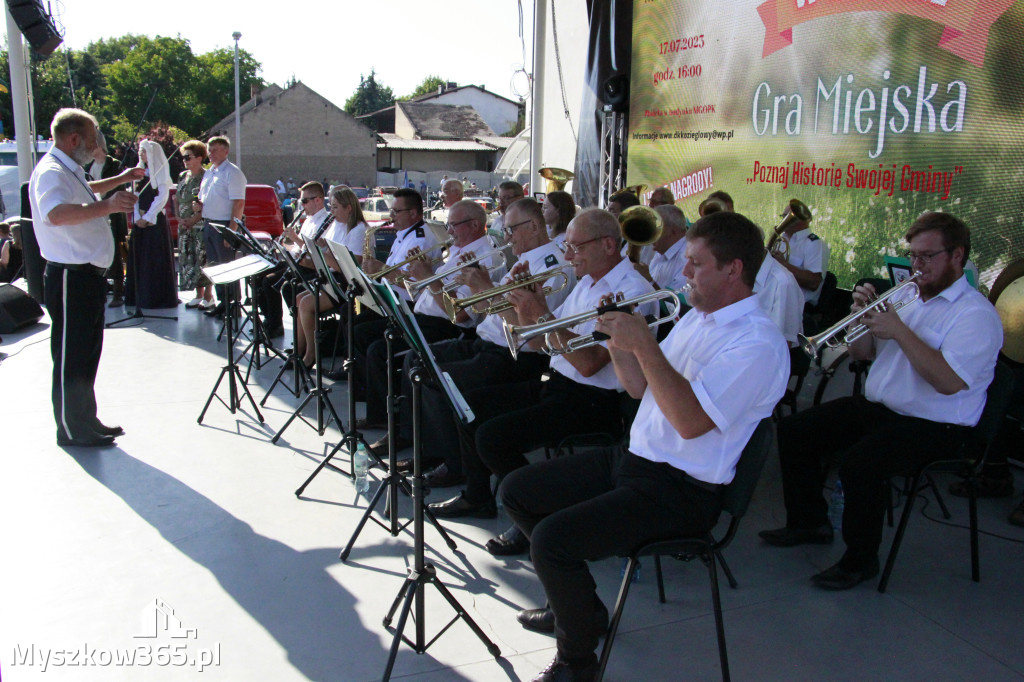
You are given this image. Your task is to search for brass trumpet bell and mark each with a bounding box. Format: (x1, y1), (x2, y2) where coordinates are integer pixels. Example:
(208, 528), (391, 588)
(539, 167), (574, 193)
(618, 205), (663, 262)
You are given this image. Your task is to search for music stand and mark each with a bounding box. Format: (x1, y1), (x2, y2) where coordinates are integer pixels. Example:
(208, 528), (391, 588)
(206, 222), (252, 345)
(363, 282), (498, 680)
(106, 213), (179, 328)
(269, 237), (343, 443)
(232, 222), (287, 380)
(261, 242), (314, 405)
(197, 253), (274, 424)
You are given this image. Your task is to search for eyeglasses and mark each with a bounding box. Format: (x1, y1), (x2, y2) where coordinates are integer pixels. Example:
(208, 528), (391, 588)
(446, 218), (475, 230)
(903, 248), (951, 264)
(503, 219), (533, 235)
(390, 207), (414, 215)
(562, 236), (603, 254)
(300, 197), (319, 205)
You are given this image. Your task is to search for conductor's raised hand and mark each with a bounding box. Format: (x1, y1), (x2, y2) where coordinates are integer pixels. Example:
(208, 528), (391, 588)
(106, 191), (138, 214)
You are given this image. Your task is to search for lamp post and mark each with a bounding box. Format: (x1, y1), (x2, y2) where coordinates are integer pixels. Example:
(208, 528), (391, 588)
(232, 31), (242, 168)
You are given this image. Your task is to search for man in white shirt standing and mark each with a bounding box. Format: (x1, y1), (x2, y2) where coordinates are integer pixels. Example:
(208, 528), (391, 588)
(30, 108), (144, 447)
(193, 136), (245, 316)
(502, 210), (789, 681)
(761, 212), (1002, 590)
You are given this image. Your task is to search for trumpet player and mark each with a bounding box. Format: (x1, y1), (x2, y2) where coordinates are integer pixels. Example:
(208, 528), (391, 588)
(353, 199), (498, 433)
(391, 198), (574, 487)
(359, 188), (441, 302)
(429, 208), (655, 557)
(500, 211), (788, 681)
(770, 199), (830, 305)
(761, 212), (1002, 590)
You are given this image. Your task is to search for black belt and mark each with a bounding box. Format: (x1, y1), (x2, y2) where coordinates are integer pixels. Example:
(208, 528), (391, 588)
(48, 261), (107, 277)
(680, 470), (722, 493)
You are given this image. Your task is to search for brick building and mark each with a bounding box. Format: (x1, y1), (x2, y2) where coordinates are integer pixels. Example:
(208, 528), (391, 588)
(207, 81), (377, 188)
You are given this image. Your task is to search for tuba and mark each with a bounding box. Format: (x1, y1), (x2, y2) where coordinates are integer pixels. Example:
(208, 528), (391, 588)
(618, 204), (663, 263)
(766, 199), (811, 261)
(539, 167), (575, 193)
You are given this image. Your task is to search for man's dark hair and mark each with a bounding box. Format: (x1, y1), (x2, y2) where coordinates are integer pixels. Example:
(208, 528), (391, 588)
(498, 180), (524, 196)
(707, 190), (733, 208)
(393, 187), (423, 213)
(609, 190), (641, 210)
(207, 135), (230, 149)
(687, 211), (764, 288)
(905, 211), (970, 267)
(300, 181), (324, 198)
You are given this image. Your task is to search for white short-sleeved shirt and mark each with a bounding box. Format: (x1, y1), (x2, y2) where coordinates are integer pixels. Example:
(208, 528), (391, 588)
(865, 275), (1002, 427)
(29, 148), (112, 268)
(550, 257), (656, 390)
(476, 241), (575, 348)
(754, 254), (804, 347)
(198, 159), (246, 221)
(630, 295), (789, 484)
(785, 229), (829, 304)
(413, 234), (504, 326)
(385, 221), (441, 301)
(324, 220), (367, 258)
(649, 237), (688, 291)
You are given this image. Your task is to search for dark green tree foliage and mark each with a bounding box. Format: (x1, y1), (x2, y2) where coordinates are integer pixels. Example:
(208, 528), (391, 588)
(400, 74), (446, 101)
(344, 69), (395, 117)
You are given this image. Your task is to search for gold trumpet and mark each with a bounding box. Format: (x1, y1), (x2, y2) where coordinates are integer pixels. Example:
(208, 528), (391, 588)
(403, 244), (513, 299)
(766, 198), (812, 261)
(442, 265), (571, 322)
(619, 204), (663, 263)
(370, 239), (453, 282)
(799, 273), (921, 358)
(503, 288), (684, 359)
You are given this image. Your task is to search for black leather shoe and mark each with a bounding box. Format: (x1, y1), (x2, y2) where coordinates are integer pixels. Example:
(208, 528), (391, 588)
(424, 463), (465, 488)
(428, 491), (497, 519)
(759, 523), (834, 547)
(265, 324), (285, 338)
(57, 431), (116, 448)
(93, 423), (125, 437)
(486, 525), (530, 556)
(203, 302), (226, 317)
(517, 600), (609, 635)
(324, 368), (347, 381)
(811, 557), (880, 590)
(531, 655), (598, 682)
(356, 417), (388, 431)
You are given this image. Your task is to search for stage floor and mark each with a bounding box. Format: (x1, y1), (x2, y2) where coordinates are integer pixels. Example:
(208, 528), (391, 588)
(1, 293), (1022, 681)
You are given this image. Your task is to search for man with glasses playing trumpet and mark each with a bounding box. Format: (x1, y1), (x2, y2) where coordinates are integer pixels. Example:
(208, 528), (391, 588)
(760, 212), (1002, 590)
(501, 211), (789, 682)
(429, 207), (656, 557)
(355, 198), (503, 439)
(377, 198), (573, 485)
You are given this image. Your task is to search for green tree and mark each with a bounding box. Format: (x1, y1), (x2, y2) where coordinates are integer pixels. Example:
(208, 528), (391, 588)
(192, 47), (265, 131)
(399, 75), (446, 101)
(344, 69), (394, 118)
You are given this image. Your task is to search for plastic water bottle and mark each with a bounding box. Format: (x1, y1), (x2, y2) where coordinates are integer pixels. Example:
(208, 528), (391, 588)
(353, 444), (369, 494)
(620, 558), (641, 584)
(828, 478), (844, 531)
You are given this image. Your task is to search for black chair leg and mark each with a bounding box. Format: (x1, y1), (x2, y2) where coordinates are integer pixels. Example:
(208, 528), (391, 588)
(706, 550), (730, 682)
(879, 472), (924, 593)
(716, 549), (739, 589)
(654, 554), (666, 603)
(969, 489), (980, 582)
(596, 556), (640, 682)
(926, 472), (952, 519)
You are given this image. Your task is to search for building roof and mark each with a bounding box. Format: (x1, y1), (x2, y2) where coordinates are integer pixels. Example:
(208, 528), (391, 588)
(410, 83), (523, 109)
(376, 133), (505, 152)
(206, 84), (284, 135)
(396, 102), (495, 140)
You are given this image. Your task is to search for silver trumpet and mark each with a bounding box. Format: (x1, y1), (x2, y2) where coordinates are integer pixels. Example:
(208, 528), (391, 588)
(403, 244), (513, 299)
(442, 265), (571, 322)
(503, 288), (685, 359)
(799, 273), (921, 358)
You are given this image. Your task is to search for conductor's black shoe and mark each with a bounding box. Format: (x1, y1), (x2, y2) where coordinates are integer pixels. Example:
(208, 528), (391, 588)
(517, 600), (608, 635)
(759, 523), (834, 547)
(531, 654), (598, 682)
(428, 491), (497, 519)
(57, 431), (117, 448)
(486, 525), (530, 556)
(810, 557), (880, 591)
(93, 423), (125, 437)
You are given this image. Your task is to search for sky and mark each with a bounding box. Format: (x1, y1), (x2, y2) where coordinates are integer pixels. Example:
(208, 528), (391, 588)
(45, 0), (536, 108)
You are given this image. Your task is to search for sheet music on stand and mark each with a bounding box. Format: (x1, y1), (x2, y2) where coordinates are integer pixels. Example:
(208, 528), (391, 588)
(302, 235), (347, 305)
(373, 279), (475, 426)
(202, 253), (275, 283)
(328, 239), (384, 317)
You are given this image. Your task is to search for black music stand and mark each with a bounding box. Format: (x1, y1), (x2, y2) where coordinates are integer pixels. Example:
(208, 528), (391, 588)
(269, 236), (343, 443)
(232, 222), (287, 380)
(262, 243), (314, 405)
(197, 254), (274, 424)
(207, 222), (252, 345)
(362, 282), (499, 680)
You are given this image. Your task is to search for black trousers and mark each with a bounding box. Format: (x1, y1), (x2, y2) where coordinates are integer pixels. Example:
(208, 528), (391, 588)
(45, 263), (107, 440)
(357, 313), (462, 423)
(778, 395), (972, 568)
(404, 338), (550, 474)
(502, 446), (722, 661)
(459, 374), (622, 505)
(202, 221), (238, 303)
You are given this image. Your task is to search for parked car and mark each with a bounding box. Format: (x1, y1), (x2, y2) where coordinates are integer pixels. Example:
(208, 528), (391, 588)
(360, 195), (394, 223)
(167, 184), (283, 242)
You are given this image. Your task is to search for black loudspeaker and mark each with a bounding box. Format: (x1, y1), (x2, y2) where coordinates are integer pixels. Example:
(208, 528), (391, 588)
(6, 0), (62, 58)
(0, 283), (44, 333)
